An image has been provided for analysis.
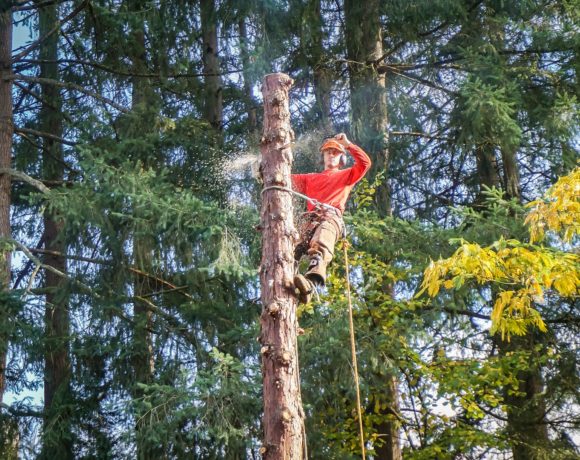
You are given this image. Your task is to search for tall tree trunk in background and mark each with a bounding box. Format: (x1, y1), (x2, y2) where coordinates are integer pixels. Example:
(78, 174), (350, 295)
(0, 6), (18, 459)
(344, 0), (390, 215)
(344, 3), (401, 459)
(238, 17), (259, 141)
(259, 73), (305, 460)
(470, 58), (549, 454)
(128, 2), (158, 458)
(474, 145), (501, 204)
(493, 148), (548, 460)
(0, 0), (12, 411)
(200, 0), (223, 130)
(501, 148), (521, 201)
(37, 2), (74, 458)
(302, 0), (332, 133)
(497, 334), (550, 460)
(474, 143), (549, 460)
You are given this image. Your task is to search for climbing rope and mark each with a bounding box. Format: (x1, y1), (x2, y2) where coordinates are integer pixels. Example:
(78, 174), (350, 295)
(261, 185), (342, 216)
(262, 184), (366, 459)
(343, 239), (366, 460)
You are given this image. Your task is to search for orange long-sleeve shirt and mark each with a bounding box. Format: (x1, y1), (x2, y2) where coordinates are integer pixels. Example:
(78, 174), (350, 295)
(291, 144), (372, 213)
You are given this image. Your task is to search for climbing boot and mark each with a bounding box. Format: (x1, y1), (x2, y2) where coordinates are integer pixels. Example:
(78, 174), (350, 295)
(293, 274), (314, 304)
(305, 254), (327, 286)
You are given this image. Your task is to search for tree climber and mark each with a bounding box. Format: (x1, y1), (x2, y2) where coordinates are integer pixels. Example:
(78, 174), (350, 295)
(291, 133), (371, 303)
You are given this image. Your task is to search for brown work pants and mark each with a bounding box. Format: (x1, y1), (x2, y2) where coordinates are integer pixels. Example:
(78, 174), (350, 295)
(295, 210), (344, 286)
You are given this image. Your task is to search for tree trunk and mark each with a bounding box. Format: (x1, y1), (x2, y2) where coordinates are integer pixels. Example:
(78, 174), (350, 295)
(344, 3), (401, 459)
(238, 17), (258, 140)
(501, 147), (521, 201)
(344, 0), (390, 215)
(302, 0), (332, 133)
(259, 73), (305, 460)
(496, 334), (550, 460)
(474, 145), (501, 205)
(36, 3), (74, 457)
(127, 3), (159, 458)
(0, 6), (17, 459)
(0, 0), (13, 409)
(200, 0), (223, 130)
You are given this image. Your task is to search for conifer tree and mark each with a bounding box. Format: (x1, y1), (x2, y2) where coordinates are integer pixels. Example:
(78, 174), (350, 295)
(36, 1), (74, 457)
(0, 5), (16, 456)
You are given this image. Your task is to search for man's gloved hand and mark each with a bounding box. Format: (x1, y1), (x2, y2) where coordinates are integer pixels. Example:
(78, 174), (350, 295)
(334, 133), (352, 147)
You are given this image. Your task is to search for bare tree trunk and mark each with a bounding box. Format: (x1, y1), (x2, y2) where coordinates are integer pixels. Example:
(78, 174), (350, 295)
(36, 2), (74, 457)
(0, 6), (17, 459)
(344, 0), (390, 216)
(259, 73), (304, 460)
(200, 0), (223, 130)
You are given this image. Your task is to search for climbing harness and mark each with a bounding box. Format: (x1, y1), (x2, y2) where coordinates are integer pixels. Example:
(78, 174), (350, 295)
(262, 184), (366, 460)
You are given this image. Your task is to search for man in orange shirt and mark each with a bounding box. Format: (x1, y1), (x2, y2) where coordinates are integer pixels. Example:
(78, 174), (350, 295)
(291, 133), (371, 303)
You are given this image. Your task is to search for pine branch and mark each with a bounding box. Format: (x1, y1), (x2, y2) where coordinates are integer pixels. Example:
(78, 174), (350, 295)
(0, 402), (42, 418)
(17, 58), (243, 79)
(380, 67), (457, 95)
(13, 80), (75, 124)
(391, 131), (453, 141)
(134, 295), (201, 347)
(15, 127), (77, 146)
(11, 0), (88, 61)
(12, 74), (129, 113)
(13, 0), (67, 12)
(0, 167), (51, 193)
(22, 248), (195, 301)
(10, 238), (97, 297)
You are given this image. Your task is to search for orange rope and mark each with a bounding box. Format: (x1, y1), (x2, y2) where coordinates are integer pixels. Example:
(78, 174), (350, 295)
(342, 239), (366, 460)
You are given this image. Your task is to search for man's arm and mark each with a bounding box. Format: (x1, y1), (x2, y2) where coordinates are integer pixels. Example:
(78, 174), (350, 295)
(334, 133), (372, 185)
(345, 144), (372, 184)
(291, 174), (308, 194)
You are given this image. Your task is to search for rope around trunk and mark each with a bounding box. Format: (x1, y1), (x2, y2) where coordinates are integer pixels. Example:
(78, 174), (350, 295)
(262, 184), (366, 459)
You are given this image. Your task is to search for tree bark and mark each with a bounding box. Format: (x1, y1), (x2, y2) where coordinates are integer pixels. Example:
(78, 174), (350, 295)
(474, 145), (501, 205)
(36, 2), (74, 458)
(259, 73), (305, 460)
(200, 0), (223, 130)
(501, 147), (521, 201)
(0, 1), (13, 410)
(0, 6), (17, 459)
(344, 0), (390, 215)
